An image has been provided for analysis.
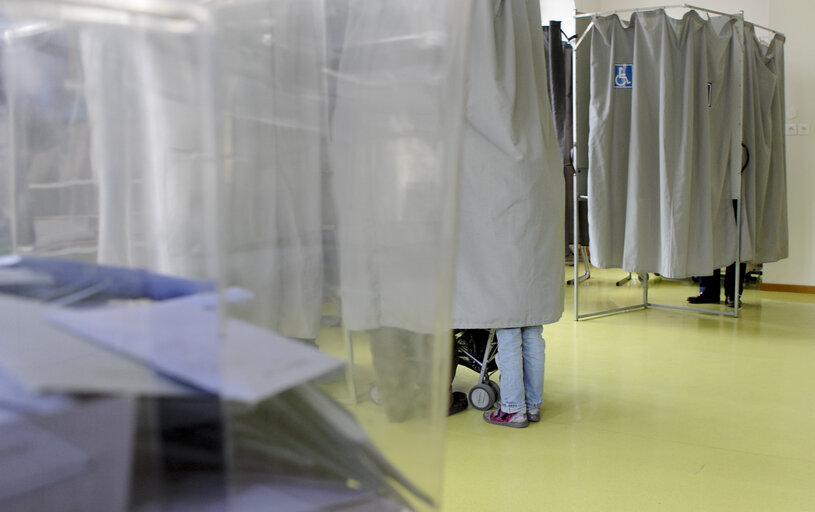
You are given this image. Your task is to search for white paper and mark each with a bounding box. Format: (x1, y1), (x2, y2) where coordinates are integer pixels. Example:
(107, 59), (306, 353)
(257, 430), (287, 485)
(0, 293), (194, 397)
(222, 318), (345, 402)
(0, 255), (22, 266)
(47, 292), (345, 403)
(48, 293), (222, 394)
(0, 366), (74, 415)
(0, 420), (90, 502)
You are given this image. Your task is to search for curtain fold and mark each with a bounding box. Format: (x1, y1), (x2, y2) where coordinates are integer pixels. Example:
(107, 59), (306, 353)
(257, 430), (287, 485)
(544, 22), (588, 251)
(740, 24), (788, 264)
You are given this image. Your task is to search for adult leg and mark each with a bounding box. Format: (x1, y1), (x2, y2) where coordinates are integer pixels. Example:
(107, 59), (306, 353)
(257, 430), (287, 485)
(724, 199), (746, 308)
(449, 332), (467, 415)
(724, 262), (747, 307)
(688, 270), (721, 303)
(369, 327), (415, 422)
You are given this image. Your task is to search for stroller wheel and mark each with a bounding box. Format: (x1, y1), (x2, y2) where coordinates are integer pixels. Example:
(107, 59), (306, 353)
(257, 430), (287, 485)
(487, 380), (500, 402)
(468, 383), (497, 411)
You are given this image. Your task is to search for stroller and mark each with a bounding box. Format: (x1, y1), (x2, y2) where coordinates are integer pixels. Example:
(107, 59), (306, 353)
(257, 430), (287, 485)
(453, 329), (500, 410)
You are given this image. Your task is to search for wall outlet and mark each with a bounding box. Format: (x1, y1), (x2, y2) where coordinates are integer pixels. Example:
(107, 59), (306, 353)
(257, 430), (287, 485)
(786, 123), (798, 136)
(798, 123), (810, 135)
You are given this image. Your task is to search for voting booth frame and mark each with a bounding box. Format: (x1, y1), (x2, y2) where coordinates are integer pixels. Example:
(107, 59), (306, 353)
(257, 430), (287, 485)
(569, 3), (784, 321)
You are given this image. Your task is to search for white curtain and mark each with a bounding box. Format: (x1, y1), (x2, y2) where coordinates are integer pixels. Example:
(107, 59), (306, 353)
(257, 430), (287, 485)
(82, 26), (213, 278)
(330, 2), (470, 333)
(215, 1), (326, 339)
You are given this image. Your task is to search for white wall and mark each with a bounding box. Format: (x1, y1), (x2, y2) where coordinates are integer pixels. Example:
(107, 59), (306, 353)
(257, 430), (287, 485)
(574, 0), (602, 14)
(764, 2), (815, 286)
(540, 0), (577, 35)
(574, 0), (814, 286)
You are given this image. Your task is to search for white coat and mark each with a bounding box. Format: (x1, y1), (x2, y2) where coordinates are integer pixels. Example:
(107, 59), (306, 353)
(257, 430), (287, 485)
(452, 0), (565, 329)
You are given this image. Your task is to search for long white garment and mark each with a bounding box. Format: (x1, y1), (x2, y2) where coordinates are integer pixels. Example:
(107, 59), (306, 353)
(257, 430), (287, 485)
(330, 3), (469, 333)
(740, 25), (788, 264)
(587, 10), (742, 279)
(83, 3), (327, 339)
(81, 26), (213, 279)
(452, 0), (565, 329)
(216, 1), (325, 339)
(3, 26), (95, 255)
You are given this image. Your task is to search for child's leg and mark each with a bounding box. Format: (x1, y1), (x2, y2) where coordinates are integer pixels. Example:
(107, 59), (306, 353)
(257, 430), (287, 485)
(495, 327), (525, 414)
(521, 325), (545, 410)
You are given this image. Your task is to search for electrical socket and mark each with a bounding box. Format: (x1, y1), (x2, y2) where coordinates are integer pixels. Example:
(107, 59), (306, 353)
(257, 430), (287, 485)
(786, 123), (798, 136)
(798, 123), (810, 136)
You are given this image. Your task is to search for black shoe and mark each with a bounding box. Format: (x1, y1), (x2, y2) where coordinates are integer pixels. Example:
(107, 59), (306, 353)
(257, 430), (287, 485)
(725, 296), (743, 309)
(687, 293), (720, 304)
(448, 391), (468, 416)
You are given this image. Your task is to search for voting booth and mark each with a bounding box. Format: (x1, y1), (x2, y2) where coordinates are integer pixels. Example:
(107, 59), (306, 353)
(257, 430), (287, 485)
(0, 1), (473, 510)
(570, 6), (787, 320)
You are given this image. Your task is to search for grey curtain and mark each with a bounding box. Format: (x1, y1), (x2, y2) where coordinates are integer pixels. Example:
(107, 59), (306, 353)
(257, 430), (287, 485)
(544, 21), (588, 251)
(452, 0), (565, 328)
(587, 10), (742, 279)
(740, 24), (788, 264)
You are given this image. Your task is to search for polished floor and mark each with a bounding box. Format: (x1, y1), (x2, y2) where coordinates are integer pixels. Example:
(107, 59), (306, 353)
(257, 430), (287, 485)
(442, 267), (815, 511)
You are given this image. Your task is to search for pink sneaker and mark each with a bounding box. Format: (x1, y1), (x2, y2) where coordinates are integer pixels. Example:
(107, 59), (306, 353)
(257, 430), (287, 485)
(483, 409), (528, 428)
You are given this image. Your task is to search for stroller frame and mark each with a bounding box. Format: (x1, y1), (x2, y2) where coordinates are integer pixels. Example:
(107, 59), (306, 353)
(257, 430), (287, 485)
(454, 329), (500, 410)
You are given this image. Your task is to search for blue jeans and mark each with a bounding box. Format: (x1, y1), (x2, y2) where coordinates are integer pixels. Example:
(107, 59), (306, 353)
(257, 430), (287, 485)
(495, 326), (545, 414)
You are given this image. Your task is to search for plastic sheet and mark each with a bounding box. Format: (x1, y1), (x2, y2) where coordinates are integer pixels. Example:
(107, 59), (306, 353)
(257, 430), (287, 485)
(0, 1), (472, 511)
(1, 20), (95, 258)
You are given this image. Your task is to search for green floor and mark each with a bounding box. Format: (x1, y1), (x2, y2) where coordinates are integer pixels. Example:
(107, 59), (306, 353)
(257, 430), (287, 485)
(442, 267), (815, 511)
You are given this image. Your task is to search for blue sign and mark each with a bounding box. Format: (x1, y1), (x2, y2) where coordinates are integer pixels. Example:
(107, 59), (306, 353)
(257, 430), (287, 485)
(614, 64), (633, 89)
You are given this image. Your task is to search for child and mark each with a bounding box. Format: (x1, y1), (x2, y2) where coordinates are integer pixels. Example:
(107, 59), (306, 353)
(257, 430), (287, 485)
(483, 326), (545, 428)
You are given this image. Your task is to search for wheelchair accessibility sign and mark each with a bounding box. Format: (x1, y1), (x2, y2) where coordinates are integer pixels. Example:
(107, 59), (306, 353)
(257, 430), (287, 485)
(614, 64), (633, 89)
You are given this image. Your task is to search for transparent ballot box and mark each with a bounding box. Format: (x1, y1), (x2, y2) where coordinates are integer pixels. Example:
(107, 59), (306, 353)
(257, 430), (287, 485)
(0, 1), (472, 511)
